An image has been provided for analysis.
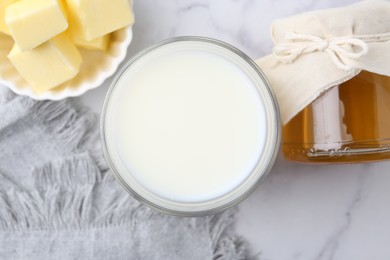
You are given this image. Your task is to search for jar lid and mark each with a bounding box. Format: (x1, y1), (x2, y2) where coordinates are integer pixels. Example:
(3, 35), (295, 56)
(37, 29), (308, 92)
(101, 37), (280, 216)
(257, 0), (390, 124)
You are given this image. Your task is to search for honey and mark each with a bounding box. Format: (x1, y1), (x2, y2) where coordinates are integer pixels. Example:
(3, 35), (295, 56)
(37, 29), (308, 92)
(283, 71), (390, 163)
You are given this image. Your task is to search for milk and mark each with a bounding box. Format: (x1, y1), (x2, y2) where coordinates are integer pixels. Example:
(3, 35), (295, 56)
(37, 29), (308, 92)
(104, 41), (268, 203)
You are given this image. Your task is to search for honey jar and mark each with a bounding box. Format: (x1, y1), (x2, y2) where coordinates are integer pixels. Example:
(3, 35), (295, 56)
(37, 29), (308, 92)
(283, 72), (390, 163)
(257, 0), (390, 163)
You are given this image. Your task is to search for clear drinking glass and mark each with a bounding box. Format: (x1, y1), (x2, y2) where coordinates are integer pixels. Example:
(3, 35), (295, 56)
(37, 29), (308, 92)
(101, 37), (281, 216)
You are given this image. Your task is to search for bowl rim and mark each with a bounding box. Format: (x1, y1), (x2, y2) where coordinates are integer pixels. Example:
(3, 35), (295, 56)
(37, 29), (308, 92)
(0, 26), (133, 100)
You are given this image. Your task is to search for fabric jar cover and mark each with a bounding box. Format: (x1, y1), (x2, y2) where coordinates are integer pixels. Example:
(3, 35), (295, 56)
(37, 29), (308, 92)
(257, 0), (390, 125)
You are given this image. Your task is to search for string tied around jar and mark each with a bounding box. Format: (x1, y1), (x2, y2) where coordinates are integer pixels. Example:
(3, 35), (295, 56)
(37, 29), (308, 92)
(273, 32), (390, 71)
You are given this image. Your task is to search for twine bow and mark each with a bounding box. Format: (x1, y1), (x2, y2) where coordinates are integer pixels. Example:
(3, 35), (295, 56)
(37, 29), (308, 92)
(273, 32), (390, 71)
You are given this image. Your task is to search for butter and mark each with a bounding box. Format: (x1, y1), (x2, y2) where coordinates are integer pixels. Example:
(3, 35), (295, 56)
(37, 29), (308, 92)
(66, 0), (133, 41)
(71, 32), (110, 51)
(8, 34), (82, 93)
(5, 0), (68, 50)
(0, 0), (17, 35)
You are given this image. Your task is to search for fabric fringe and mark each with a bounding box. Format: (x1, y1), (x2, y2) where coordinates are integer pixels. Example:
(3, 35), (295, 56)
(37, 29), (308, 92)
(0, 153), (247, 258)
(29, 99), (97, 154)
(24, 93), (108, 173)
(0, 152), (154, 231)
(210, 210), (248, 260)
(214, 236), (247, 260)
(34, 152), (102, 189)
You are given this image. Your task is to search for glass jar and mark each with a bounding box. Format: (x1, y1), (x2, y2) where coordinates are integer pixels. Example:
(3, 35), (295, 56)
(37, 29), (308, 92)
(283, 71), (390, 163)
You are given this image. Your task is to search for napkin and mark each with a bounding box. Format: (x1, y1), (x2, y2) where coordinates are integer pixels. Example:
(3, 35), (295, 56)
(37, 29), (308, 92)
(0, 87), (246, 260)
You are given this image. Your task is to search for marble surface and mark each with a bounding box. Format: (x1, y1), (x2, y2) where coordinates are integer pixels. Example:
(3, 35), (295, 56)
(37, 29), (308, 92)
(81, 0), (390, 259)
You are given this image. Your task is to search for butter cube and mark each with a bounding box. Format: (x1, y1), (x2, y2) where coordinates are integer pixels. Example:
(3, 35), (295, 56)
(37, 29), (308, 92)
(66, 0), (133, 41)
(72, 32), (110, 51)
(0, 0), (18, 35)
(8, 34), (82, 93)
(5, 0), (68, 50)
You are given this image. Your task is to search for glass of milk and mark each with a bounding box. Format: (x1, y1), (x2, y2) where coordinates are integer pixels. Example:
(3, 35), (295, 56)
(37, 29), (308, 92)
(101, 37), (280, 216)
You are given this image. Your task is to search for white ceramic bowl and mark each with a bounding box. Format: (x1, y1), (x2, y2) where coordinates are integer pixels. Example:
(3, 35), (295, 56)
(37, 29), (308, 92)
(0, 27), (132, 100)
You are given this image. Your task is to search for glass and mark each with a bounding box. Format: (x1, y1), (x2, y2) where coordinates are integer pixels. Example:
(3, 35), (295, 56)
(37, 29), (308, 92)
(101, 37), (281, 216)
(283, 71), (390, 163)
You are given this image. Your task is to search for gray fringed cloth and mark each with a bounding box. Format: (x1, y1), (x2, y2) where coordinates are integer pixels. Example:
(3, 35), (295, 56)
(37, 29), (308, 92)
(0, 87), (247, 260)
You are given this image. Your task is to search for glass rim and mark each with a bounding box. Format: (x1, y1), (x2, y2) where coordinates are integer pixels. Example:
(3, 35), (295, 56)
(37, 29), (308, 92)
(100, 36), (281, 217)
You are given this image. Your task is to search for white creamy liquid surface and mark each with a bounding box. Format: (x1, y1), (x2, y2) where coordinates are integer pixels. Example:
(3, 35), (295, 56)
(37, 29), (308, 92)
(109, 43), (267, 202)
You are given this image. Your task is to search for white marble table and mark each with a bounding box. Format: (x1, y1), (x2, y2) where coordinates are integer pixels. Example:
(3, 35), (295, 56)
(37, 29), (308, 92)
(81, 0), (390, 259)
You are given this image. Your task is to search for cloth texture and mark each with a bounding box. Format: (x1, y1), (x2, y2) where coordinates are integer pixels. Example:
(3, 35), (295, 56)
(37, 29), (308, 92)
(257, 0), (390, 124)
(0, 87), (246, 260)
